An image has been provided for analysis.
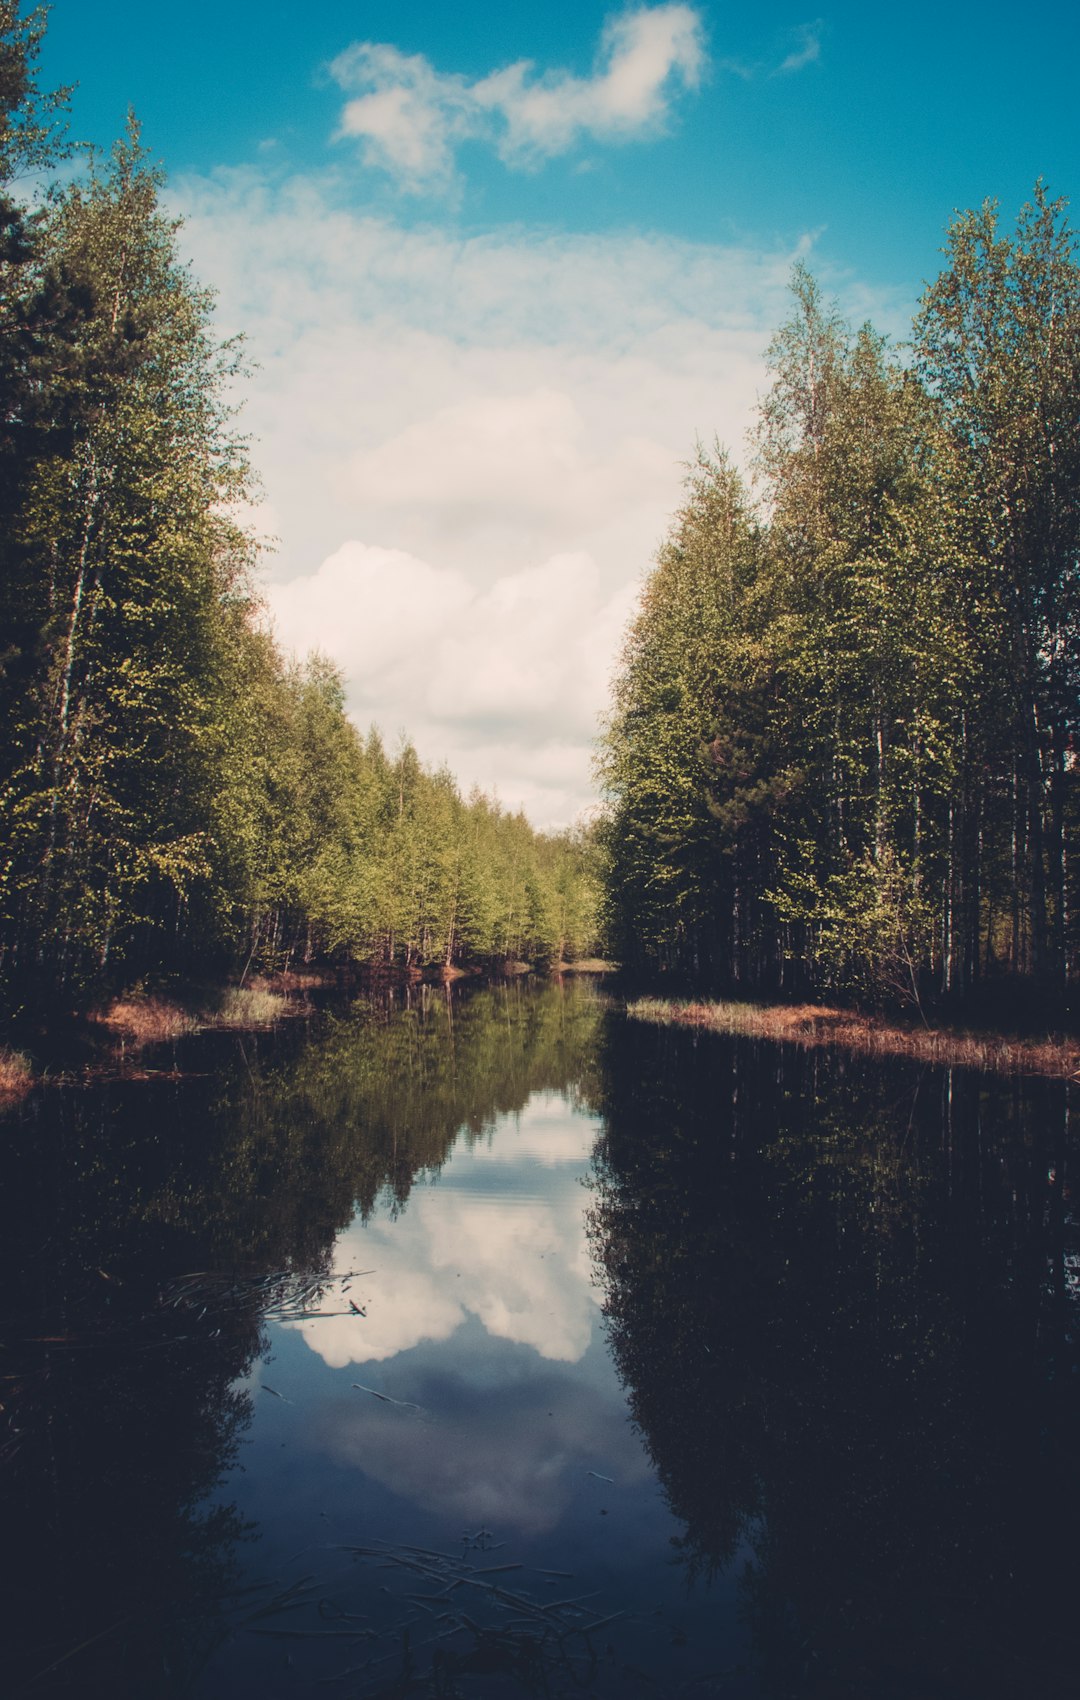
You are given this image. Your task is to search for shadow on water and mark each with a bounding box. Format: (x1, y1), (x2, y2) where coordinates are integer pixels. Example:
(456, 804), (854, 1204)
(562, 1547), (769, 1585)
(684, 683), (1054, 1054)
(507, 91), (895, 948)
(0, 981), (604, 1697)
(590, 1017), (1080, 1699)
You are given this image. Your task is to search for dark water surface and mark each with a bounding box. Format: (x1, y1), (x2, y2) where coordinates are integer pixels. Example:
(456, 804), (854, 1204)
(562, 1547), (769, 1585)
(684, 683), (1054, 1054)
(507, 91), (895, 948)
(2, 981), (1079, 1698)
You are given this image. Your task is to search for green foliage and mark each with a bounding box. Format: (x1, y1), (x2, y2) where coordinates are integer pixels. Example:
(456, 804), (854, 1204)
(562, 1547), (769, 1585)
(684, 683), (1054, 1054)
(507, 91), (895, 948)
(0, 11), (601, 1008)
(600, 197), (1080, 1009)
(0, 117), (258, 995)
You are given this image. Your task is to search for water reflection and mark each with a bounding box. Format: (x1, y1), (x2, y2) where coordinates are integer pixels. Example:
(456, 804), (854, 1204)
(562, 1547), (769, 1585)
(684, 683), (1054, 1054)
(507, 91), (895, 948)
(5, 981), (1079, 1697)
(0, 980), (607, 1696)
(0, 1071), (262, 1696)
(296, 1090), (599, 1370)
(591, 1018), (1080, 1698)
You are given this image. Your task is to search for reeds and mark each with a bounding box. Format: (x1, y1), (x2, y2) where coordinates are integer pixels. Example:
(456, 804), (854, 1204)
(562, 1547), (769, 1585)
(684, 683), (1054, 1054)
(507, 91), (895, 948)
(213, 986), (289, 1027)
(0, 1043), (33, 1101)
(161, 1266), (374, 1324)
(95, 985), (290, 1047)
(626, 996), (1080, 1079)
(96, 996), (199, 1044)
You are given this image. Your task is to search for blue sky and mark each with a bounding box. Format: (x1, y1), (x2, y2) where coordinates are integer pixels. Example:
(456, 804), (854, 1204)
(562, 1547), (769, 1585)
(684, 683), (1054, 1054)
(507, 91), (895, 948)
(36, 3), (1080, 825)
(43, 2), (1080, 294)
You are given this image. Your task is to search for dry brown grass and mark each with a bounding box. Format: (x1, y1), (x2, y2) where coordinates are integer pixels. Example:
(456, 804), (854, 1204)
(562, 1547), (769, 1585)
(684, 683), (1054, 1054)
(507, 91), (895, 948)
(250, 968), (331, 993)
(97, 996), (198, 1045)
(560, 958), (617, 974)
(627, 996), (1080, 1080)
(0, 1044), (34, 1101)
(96, 985), (290, 1048)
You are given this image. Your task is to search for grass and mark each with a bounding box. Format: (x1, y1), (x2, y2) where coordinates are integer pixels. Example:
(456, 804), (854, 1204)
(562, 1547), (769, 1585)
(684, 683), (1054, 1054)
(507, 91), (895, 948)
(214, 986), (290, 1026)
(626, 996), (1080, 1080)
(0, 1043), (33, 1101)
(95, 984), (290, 1047)
(97, 996), (198, 1045)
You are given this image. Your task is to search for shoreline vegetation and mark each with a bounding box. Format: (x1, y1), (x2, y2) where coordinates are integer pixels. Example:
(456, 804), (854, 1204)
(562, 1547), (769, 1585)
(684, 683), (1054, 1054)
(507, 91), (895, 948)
(0, 958), (620, 1101)
(627, 996), (1080, 1080)
(0, 1044), (33, 1103)
(95, 984), (294, 1046)
(94, 957), (617, 1046)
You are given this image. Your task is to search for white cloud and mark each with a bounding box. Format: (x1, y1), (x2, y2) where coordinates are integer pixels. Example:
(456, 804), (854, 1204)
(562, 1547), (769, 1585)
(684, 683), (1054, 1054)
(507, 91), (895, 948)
(330, 5), (705, 191)
(265, 540), (638, 780)
(171, 161), (904, 825)
(718, 19), (823, 82)
(775, 22), (823, 77)
(331, 43), (474, 193)
(292, 1093), (639, 1534)
(313, 1370), (646, 1533)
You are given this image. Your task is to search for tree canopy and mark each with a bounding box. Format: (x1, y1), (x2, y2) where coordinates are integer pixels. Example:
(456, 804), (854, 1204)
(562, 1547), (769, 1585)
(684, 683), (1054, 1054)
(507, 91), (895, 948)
(600, 196), (1080, 1014)
(0, 11), (600, 1011)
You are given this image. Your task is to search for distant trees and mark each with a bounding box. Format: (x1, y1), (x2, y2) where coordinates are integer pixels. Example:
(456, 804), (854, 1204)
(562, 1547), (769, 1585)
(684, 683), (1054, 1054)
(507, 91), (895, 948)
(227, 663), (602, 982)
(601, 198), (1080, 1010)
(0, 11), (600, 1010)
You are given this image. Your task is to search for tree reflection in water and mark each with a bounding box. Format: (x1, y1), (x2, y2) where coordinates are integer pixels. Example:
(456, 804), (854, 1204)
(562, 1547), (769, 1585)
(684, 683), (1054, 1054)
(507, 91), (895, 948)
(0, 981), (604, 1696)
(591, 1017), (1080, 1700)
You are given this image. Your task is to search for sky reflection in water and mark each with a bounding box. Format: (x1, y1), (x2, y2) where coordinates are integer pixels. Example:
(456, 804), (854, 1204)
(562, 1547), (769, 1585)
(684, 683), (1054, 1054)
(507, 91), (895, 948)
(199, 1039), (734, 1698)
(271, 1088), (654, 1538)
(7, 982), (1079, 1698)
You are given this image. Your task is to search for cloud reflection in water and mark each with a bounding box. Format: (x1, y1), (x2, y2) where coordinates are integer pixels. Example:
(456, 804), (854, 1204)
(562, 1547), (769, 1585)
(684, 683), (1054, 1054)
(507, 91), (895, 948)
(279, 1092), (648, 1532)
(287, 1092), (603, 1366)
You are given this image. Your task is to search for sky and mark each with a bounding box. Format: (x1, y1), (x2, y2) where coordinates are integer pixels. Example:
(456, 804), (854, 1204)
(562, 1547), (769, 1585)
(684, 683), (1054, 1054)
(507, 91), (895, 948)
(38, 2), (1080, 828)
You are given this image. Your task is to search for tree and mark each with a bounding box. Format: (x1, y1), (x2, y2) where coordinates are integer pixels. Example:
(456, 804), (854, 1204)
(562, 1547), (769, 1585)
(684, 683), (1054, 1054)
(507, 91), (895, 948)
(599, 448), (783, 982)
(915, 186), (1080, 988)
(0, 121), (257, 998)
(599, 234), (1071, 1010)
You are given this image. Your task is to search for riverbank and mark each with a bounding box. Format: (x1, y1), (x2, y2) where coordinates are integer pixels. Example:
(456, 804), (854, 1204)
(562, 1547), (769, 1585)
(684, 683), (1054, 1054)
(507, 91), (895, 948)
(0, 961), (615, 1101)
(97, 983), (294, 1047)
(0, 979), (309, 1102)
(626, 996), (1080, 1079)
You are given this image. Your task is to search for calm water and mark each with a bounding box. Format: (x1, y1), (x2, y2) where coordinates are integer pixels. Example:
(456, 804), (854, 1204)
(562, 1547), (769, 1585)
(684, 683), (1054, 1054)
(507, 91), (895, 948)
(3, 980), (1079, 1698)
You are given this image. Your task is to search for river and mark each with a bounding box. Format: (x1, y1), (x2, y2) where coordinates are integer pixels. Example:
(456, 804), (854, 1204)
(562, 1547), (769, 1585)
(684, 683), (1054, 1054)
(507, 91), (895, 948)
(2, 979), (1078, 1698)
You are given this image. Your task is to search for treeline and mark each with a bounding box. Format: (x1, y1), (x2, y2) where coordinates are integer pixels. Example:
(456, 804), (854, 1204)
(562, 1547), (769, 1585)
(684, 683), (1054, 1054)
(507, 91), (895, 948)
(600, 192), (1080, 1012)
(0, 10), (597, 1011)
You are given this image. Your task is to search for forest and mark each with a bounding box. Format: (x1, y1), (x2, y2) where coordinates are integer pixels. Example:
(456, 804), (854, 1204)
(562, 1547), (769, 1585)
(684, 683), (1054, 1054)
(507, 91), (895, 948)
(0, 7), (599, 1015)
(599, 202), (1080, 1016)
(4, 4), (1078, 1028)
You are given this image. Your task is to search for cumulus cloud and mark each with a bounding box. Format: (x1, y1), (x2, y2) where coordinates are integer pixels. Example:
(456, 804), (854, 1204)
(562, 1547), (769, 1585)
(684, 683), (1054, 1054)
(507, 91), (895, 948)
(330, 4), (705, 190)
(265, 539), (639, 766)
(289, 1093), (643, 1533)
(172, 171), (807, 822)
(330, 43), (473, 192)
(170, 163), (903, 824)
(313, 1370), (646, 1533)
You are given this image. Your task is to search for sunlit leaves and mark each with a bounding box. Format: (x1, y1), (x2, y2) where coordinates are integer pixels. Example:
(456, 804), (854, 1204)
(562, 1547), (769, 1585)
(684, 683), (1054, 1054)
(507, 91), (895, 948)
(601, 193), (1080, 1006)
